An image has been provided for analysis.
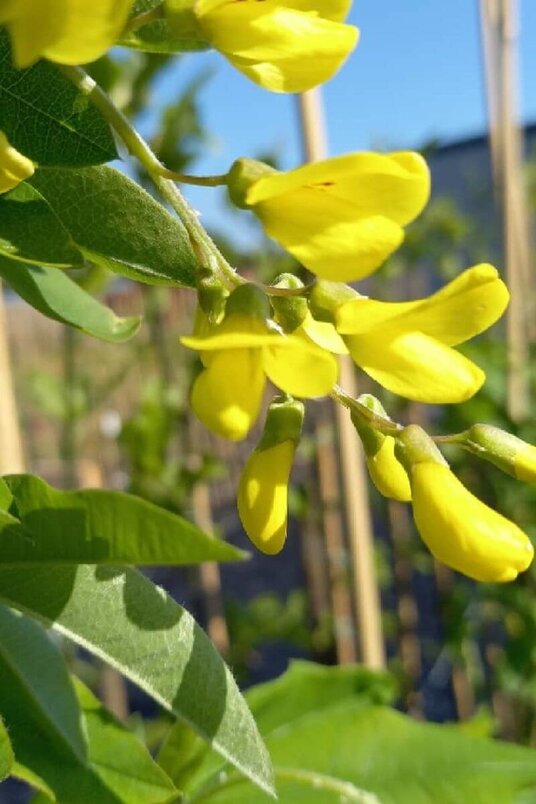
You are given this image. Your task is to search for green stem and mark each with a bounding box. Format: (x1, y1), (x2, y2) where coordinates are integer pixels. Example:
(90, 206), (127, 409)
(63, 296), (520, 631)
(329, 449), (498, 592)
(331, 385), (402, 436)
(58, 65), (239, 289)
(122, 6), (164, 36)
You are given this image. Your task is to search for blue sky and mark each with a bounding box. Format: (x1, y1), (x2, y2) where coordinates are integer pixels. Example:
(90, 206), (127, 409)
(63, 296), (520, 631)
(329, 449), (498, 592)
(138, 0), (536, 234)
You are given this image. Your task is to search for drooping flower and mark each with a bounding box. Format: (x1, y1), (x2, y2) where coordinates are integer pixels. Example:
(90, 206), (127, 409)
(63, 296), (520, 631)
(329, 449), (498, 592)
(227, 152), (430, 281)
(180, 285), (338, 441)
(0, 131), (34, 194)
(350, 394), (411, 502)
(396, 425), (534, 582)
(0, 0), (134, 67)
(335, 264), (509, 403)
(181, 0), (359, 93)
(238, 396), (303, 554)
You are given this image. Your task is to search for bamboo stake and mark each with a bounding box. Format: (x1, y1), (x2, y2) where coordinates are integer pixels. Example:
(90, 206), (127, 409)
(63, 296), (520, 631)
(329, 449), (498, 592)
(0, 286), (24, 474)
(479, 0), (533, 421)
(296, 90), (386, 669)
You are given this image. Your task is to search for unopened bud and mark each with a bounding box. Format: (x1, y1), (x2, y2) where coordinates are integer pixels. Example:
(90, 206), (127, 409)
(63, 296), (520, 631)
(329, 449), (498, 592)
(270, 273), (308, 332)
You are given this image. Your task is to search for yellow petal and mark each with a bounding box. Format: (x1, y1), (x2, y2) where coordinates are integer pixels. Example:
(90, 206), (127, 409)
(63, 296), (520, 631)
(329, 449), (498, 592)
(247, 151), (429, 280)
(0, 131), (34, 194)
(411, 462), (534, 582)
(191, 350), (265, 440)
(197, 2), (358, 93)
(248, 151), (430, 226)
(337, 264), (509, 344)
(263, 337), (339, 397)
(255, 190), (404, 282)
(299, 313), (348, 354)
(237, 441), (295, 554)
(6, 0), (133, 67)
(181, 313), (275, 351)
(345, 330), (484, 403)
(514, 444), (536, 484)
(366, 437), (412, 502)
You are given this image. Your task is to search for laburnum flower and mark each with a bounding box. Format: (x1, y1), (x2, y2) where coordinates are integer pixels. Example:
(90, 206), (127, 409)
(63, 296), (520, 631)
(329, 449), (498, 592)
(350, 395), (411, 502)
(238, 397), (303, 554)
(180, 0), (358, 93)
(335, 264), (509, 403)
(397, 425), (534, 583)
(0, 131), (34, 194)
(180, 285), (338, 441)
(0, 0), (134, 67)
(227, 152), (430, 282)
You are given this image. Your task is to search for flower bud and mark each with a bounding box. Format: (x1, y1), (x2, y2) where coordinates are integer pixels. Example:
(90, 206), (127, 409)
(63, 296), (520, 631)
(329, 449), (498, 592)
(351, 395), (411, 502)
(270, 274), (308, 333)
(397, 425), (534, 582)
(411, 462), (533, 582)
(309, 280), (360, 324)
(196, 268), (229, 325)
(0, 132), (34, 194)
(227, 158), (276, 209)
(237, 396), (304, 554)
(225, 283), (270, 321)
(464, 424), (536, 484)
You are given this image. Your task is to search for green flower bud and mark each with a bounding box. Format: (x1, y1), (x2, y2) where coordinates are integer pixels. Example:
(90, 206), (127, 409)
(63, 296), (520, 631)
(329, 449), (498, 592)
(309, 280), (359, 324)
(196, 269), (229, 324)
(227, 158), (277, 209)
(270, 273), (308, 332)
(225, 283), (270, 321)
(464, 424), (536, 483)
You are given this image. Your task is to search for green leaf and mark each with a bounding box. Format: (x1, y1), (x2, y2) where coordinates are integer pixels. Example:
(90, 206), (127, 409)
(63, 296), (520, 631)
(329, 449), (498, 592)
(0, 30), (117, 166)
(27, 166), (197, 286)
(0, 564), (275, 798)
(121, 0), (209, 54)
(0, 716), (13, 782)
(0, 258), (141, 342)
(181, 662), (536, 803)
(0, 183), (83, 268)
(0, 605), (178, 802)
(0, 473), (246, 565)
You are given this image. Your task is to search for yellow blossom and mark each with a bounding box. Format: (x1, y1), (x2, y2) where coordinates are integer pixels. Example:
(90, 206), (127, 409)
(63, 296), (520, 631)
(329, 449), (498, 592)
(229, 152), (429, 281)
(188, 0), (358, 93)
(0, 0), (134, 67)
(238, 397), (303, 554)
(411, 462), (533, 582)
(336, 264), (509, 403)
(0, 131), (34, 193)
(181, 289), (338, 440)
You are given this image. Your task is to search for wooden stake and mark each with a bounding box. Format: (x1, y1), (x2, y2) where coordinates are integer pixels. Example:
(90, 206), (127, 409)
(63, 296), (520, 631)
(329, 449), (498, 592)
(296, 90), (386, 669)
(0, 287), (24, 474)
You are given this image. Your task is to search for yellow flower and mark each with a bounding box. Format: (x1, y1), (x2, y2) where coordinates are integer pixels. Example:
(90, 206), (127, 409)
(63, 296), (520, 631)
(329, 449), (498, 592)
(181, 288), (338, 440)
(0, 0), (134, 67)
(238, 397), (303, 554)
(515, 444), (536, 484)
(336, 264), (509, 403)
(229, 152), (429, 281)
(189, 0), (358, 93)
(411, 462), (533, 582)
(0, 131), (34, 193)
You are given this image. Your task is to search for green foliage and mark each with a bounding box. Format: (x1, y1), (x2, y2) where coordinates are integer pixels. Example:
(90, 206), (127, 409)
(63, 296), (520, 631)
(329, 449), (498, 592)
(0, 473), (245, 565)
(0, 717), (13, 783)
(0, 31), (117, 166)
(0, 564), (274, 796)
(0, 182), (84, 268)
(27, 166), (197, 285)
(0, 258), (141, 342)
(0, 605), (178, 802)
(168, 662), (536, 803)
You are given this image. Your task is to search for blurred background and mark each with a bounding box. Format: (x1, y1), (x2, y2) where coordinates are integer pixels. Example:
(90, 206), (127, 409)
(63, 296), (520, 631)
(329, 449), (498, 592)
(3, 0), (536, 772)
